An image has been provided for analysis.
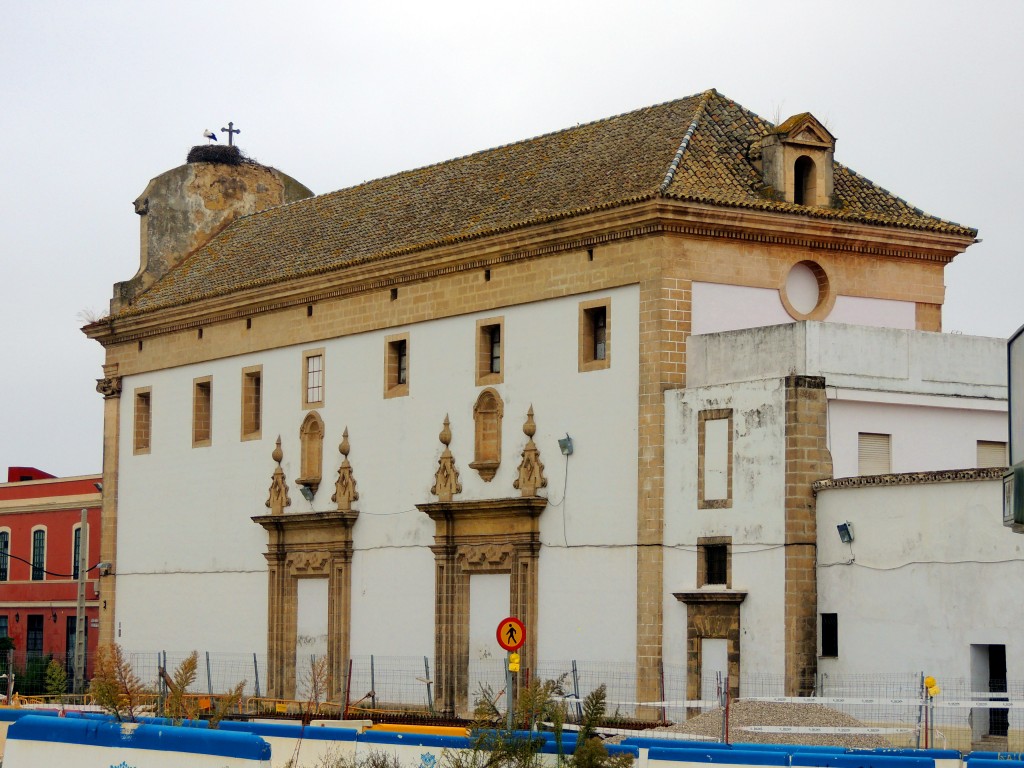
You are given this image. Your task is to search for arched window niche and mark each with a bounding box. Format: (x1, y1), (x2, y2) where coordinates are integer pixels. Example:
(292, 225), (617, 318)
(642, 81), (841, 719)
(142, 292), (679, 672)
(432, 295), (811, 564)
(297, 411), (324, 495)
(794, 155), (817, 206)
(470, 388), (504, 482)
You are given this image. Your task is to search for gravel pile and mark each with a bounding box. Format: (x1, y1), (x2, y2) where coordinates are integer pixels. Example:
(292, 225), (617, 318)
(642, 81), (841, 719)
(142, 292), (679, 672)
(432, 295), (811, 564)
(635, 701), (894, 749)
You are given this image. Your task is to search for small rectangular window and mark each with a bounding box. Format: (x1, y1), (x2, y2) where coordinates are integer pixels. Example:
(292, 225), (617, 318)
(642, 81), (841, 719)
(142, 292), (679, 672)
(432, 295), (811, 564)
(302, 349), (325, 408)
(858, 432), (891, 475)
(489, 327), (501, 373)
(134, 388), (152, 455)
(385, 334), (410, 398)
(396, 341), (407, 384)
(821, 613), (838, 657)
(476, 318), (504, 385)
(0, 616), (7, 641)
(578, 299), (611, 372)
(978, 441), (1007, 468)
(705, 545), (728, 585)
(0, 531), (8, 582)
(242, 366), (263, 440)
(72, 527), (81, 581)
(307, 355), (323, 403)
(31, 529), (46, 581)
(697, 536), (731, 588)
(593, 309), (607, 360)
(193, 377), (212, 447)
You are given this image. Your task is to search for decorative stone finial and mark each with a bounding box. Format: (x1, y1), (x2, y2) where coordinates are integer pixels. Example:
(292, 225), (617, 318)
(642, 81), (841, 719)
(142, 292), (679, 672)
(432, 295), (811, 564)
(514, 406), (547, 497)
(332, 428), (360, 512)
(523, 407), (536, 439)
(266, 436), (291, 515)
(431, 415), (462, 502)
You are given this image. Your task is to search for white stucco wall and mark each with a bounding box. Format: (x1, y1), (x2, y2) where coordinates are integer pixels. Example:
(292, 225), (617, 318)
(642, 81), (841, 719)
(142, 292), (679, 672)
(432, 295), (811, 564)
(115, 286), (640, 664)
(663, 378), (789, 678)
(687, 322), (1006, 400)
(828, 399), (1008, 477)
(690, 283), (914, 336)
(816, 478), (1024, 681)
(688, 321), (1007, 477)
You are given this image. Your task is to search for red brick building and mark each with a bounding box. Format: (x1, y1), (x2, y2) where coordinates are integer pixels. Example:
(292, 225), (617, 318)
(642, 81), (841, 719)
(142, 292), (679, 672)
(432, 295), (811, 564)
(0, 468), (101, 681)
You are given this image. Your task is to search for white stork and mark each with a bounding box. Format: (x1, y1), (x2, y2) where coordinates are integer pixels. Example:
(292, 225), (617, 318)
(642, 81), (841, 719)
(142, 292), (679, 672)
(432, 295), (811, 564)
(203, 129), (217, 143)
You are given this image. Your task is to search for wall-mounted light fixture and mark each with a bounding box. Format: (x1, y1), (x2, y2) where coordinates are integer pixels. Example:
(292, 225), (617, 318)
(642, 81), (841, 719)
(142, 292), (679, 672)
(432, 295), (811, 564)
(97, 562), (113, 577)
(93, 482), (103, 493)
(51, 611), (57, 624)
(299, 484), (315, 503)
(837, 522), (854, 544)
(14, 613), (19, 624)
(558, 434), (574, 456)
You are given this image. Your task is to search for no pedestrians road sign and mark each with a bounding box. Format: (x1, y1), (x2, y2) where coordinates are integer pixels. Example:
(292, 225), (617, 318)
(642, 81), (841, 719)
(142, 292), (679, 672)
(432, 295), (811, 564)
(497, 616), (525, 651)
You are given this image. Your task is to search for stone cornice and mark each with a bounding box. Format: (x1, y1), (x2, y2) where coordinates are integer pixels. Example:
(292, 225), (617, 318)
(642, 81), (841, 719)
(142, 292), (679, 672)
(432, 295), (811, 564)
(251, 510), (359, 532)
(673, 590), (748, 604)
(84, 198), (973, 348)
(813, 467), (1005, 494)
(417, 496), (548, 522)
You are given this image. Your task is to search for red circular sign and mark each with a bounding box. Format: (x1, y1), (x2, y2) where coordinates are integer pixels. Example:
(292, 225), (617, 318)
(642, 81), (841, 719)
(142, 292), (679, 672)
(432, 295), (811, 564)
(496, 616), (526, 651)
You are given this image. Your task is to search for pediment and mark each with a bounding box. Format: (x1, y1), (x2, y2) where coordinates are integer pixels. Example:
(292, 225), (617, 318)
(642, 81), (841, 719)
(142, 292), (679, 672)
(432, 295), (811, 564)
(775, 112), (835, 148)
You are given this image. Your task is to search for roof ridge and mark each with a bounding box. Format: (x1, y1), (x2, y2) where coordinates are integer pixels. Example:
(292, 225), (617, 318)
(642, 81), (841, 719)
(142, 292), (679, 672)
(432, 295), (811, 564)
(658, 88), (716, 194)
(185, 92), (714, 253)
(305, 91), (712, 209)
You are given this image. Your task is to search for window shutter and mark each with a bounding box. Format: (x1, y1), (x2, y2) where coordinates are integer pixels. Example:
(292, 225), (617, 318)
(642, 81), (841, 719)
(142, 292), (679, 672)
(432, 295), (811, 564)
(978, 441), (1008, 468)
(858, 433), (891, 475)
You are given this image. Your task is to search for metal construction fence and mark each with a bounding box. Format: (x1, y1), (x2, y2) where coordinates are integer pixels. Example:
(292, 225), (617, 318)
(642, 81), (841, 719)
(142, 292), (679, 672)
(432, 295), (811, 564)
(8, 651), (1024, 752)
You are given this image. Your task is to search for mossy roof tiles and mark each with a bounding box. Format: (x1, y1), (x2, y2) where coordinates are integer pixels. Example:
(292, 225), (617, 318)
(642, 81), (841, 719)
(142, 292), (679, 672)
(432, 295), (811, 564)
(125, 89), (975, 315)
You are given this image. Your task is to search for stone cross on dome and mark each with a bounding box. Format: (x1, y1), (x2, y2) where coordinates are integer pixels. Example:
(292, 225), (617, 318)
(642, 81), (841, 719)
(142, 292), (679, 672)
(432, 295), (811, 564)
(220, 121), (241, 147)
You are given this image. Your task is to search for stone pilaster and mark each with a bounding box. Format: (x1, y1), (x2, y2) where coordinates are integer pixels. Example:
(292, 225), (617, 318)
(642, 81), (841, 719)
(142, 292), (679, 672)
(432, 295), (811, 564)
(783, 375), (831, 695)
(95, 368), (121, 647)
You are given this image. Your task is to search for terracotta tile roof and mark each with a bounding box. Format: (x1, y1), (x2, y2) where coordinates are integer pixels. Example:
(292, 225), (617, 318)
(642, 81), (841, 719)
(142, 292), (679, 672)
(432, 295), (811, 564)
(125, 89), (976, 315)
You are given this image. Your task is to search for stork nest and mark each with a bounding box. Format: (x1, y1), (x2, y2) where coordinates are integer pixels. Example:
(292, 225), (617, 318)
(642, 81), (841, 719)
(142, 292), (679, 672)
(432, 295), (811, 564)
(186, 144), (249, 165)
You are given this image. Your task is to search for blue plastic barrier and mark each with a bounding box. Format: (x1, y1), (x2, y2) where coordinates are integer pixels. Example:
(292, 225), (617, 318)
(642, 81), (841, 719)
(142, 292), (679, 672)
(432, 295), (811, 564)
(649, 747), (790, 765)
(792, 754), (935, 768)
(6, 715), (271, 760)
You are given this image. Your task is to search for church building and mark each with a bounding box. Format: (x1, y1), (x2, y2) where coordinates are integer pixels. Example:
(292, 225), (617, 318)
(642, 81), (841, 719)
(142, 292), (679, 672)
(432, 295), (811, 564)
(84, 89), (1005, 718)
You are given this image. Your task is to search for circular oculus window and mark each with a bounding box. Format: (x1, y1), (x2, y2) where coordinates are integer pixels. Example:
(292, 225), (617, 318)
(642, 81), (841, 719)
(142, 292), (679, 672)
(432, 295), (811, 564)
(781, 260), (830, 319)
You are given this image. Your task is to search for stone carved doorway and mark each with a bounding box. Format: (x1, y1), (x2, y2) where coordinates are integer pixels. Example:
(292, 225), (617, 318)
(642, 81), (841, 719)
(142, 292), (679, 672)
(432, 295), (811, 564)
(417, 497), (546, 716)
(252, 510), (358, 700)
(673, 590), (746, 705)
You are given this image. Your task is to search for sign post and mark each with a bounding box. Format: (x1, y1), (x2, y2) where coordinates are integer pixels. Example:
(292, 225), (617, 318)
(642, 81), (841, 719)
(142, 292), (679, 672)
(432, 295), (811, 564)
(497, 617), (526, 732)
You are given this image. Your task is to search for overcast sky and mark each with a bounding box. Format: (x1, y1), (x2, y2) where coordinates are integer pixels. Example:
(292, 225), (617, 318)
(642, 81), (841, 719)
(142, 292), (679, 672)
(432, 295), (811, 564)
(2, 1), (1021, 478)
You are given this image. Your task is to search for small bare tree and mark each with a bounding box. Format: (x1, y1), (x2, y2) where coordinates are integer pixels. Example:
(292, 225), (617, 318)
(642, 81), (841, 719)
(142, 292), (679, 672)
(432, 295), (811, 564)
(90, 644), (145, 722)
(162, 651), (199, 724)
(209, 680), (246, 728)
(302, 655), (332, 718)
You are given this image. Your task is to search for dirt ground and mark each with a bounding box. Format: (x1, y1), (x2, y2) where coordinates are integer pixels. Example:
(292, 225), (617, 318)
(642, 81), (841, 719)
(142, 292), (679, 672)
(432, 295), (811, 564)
(615, 701), (894, 749)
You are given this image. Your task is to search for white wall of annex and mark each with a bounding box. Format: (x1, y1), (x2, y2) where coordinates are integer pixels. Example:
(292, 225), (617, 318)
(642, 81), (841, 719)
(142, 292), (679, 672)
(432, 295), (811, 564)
(663, 378), (788, 676)
(116, 285), (640, 661)
(817, 480), (1024, 681)
(690, 282), (914, 336)
(828, 400), (1008, 478)
(828, 295), (915, 329)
